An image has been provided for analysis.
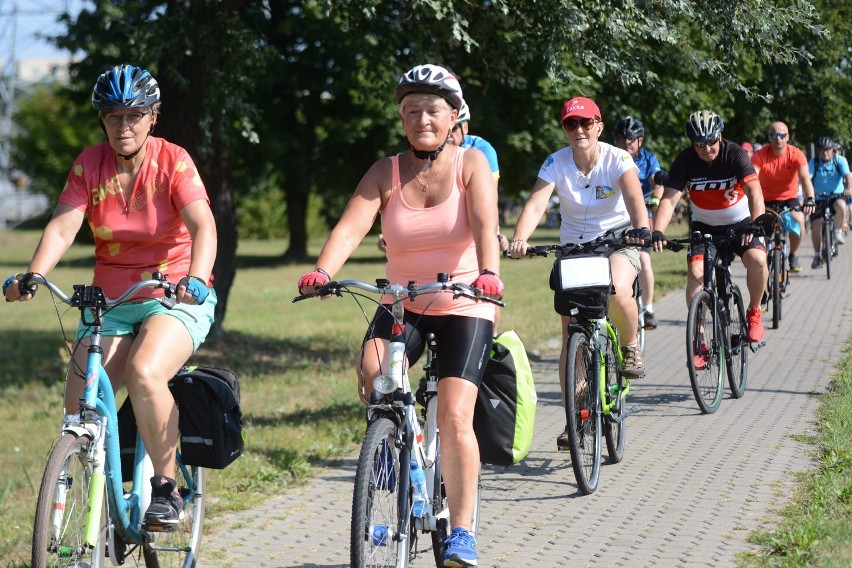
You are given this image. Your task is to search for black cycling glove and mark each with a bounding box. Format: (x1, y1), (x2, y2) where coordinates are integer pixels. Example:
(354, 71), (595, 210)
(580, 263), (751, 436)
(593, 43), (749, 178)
(625, 227), (652, 241)
(652, 230), (667, 244)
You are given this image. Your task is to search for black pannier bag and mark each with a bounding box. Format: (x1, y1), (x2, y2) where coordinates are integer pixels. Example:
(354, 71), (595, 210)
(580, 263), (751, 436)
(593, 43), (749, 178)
(549, 253), (614, 318)
(170, 366), (244, 469)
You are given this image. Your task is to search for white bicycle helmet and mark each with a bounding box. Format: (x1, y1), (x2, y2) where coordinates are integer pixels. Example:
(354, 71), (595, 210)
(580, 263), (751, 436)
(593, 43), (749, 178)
(685, 110), (724, 144)
(395, 64), (463, 110)
(456, 101), (471, 125)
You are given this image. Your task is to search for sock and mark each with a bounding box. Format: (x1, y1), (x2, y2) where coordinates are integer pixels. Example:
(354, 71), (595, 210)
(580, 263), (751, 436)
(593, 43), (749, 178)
(150, 475), (177, 498)
(645, 304), (654, 314)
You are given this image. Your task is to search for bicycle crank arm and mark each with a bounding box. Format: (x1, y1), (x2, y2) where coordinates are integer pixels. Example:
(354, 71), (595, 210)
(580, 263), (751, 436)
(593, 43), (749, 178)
(749, 340), (767, 353)
(610, 405), (642, 424)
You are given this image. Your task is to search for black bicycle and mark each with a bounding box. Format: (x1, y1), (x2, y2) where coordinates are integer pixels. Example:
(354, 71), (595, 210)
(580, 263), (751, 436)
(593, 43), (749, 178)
(670, 230), (752, 414)
(763, 207), (793, 329)
(815, 197), (839, 279)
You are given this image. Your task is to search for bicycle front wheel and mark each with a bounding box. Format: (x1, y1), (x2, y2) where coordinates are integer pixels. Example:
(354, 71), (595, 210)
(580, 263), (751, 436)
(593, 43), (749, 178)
(686, 291), (724, 414)
(603, 337), (626, 464)
(565, 332), (601, 495)
(822, 219), (832, 279)
(144, 460), (205, 568)
(32, 432), (107, 568)
(726, 285), (749, 399)
(351, 417), (406, 568)
(770, 249), (782, 329)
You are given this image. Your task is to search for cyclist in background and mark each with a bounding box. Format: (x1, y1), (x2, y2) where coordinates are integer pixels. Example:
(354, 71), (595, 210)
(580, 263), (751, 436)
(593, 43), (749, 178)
(809, 136), (852, 268)
(507, 96), (650, 450)
(297, 64), (501, 567)
(742, 142), (754, 159)
(614, 116), (662, 330)
(3, 64), (217, 524)
(652, 110), (768, 344)
(751, 121), (815, 272)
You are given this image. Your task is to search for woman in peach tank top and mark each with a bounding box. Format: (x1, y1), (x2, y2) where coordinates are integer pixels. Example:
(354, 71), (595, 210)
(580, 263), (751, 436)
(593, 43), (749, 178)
(297, 64), (501, 566)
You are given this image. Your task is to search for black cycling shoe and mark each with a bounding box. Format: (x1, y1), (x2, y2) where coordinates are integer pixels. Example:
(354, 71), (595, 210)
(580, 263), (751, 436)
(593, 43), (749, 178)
(642, 311), (658, 330)
(556, 426), (570, 451)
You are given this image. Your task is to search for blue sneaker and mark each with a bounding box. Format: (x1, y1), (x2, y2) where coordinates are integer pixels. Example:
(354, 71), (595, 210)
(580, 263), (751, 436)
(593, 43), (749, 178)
(375, 442), (395, 491)
(443, 527), (477, 567)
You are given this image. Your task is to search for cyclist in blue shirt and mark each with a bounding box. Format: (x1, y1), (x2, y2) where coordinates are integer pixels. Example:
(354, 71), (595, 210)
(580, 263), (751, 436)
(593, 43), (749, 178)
(614, 117), (662, 329)
(809, 136), (852, 266)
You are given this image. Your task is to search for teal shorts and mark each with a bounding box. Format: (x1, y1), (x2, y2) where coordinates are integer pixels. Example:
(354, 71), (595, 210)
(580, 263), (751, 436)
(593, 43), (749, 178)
(75, 290), (217, 352)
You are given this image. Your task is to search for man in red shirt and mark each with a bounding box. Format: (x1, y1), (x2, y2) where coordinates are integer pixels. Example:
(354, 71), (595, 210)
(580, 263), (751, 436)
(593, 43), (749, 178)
(751, 121), (815, 272)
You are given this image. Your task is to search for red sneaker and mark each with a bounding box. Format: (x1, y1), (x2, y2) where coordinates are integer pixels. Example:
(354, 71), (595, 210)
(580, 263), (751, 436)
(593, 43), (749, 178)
(692, 342), (710, 370)
(746, 306), (764, 343)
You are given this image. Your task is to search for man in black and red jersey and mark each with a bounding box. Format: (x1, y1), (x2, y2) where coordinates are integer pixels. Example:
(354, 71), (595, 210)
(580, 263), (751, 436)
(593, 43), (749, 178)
(652, 110), (768, 345)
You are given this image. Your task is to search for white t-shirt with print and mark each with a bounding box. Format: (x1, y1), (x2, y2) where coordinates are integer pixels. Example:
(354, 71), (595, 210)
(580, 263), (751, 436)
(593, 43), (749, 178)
(537, 142), (638, 243)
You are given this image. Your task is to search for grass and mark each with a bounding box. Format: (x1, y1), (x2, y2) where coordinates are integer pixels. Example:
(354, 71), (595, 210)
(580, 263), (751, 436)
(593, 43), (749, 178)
(738, 342), (852, 568)
(0, 221), (697, 566)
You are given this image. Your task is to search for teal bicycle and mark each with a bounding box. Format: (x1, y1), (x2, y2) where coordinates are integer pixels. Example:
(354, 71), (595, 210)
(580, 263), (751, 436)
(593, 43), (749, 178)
(23, 273), (205, 568)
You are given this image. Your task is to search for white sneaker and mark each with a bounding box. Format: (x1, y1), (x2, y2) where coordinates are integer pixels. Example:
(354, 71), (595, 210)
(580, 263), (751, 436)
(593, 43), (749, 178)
(836, 229), (846, 245)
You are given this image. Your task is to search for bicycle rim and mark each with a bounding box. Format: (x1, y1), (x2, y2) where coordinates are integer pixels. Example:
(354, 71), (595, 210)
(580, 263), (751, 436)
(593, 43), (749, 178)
(686, 291), (723, 414)
(603, 337), (626, 464)
(565, 333), (601, 494)
(144, 462), (205, 568)
(32, 433), (107, 568)
(726, 286), (749, 398)
(771, 250), (781, 329)
(351, 417), (405, 568)
(823, 221), (832, 279)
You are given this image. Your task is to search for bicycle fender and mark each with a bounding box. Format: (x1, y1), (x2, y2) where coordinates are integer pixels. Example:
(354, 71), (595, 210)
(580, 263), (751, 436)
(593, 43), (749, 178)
(62, 424), (96, 440)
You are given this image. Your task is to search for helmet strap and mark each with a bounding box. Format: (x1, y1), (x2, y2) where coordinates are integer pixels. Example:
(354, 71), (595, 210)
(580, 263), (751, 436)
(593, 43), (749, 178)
(410, 140), (447, 172)
(117, 131), (151, 161)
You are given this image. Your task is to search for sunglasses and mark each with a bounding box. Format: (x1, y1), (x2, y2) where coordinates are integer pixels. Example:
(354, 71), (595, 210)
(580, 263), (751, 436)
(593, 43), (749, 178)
(692, 136), (721, 149)
(562, 117), (598, 132)
(769, 132), (788, 140)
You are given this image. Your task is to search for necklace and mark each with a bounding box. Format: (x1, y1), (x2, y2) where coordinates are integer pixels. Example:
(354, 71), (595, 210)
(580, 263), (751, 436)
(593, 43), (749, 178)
(409, 151), (446, 192)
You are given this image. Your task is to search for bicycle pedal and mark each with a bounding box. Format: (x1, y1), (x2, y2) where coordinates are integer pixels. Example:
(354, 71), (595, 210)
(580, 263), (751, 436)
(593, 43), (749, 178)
(142, 521), (177, 533)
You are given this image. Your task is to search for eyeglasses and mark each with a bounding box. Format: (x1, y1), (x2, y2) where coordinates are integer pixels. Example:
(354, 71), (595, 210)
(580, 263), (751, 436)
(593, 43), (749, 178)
(693, 136), (721, 149)
(769, 132), (788, 140)
(102, 111), (150, 127)
(562, 117), (597, 132)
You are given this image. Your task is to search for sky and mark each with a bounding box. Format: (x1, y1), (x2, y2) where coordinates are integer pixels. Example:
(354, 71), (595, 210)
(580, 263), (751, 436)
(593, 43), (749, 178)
(1, 0), (85, 64)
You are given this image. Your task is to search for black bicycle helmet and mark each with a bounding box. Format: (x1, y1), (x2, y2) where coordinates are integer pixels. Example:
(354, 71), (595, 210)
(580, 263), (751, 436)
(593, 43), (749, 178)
(614, 116), (645, 139)
(684, 110), (724, 144)
(92, 64), (160, 111)
(816, 136), (835, 151)
(395, 64), (463, 110)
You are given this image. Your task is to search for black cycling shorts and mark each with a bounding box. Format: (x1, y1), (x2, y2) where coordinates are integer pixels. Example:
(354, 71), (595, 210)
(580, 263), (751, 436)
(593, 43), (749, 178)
(687, 218), (767, 263)
(810, 195), (844, 222)
(765, 198), (801, 213)
(363, 308), (493, 385)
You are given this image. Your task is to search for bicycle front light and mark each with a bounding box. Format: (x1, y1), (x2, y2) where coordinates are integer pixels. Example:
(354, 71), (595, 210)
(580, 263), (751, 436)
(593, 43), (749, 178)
(373, 375), (397, 395)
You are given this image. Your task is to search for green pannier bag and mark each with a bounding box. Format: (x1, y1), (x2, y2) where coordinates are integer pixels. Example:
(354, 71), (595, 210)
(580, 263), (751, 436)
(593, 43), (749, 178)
(473, 330), (537, 466)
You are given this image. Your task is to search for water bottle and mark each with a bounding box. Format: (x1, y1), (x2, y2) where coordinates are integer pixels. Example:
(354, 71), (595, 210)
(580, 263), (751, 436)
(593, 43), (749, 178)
(409, 459), (429, 517)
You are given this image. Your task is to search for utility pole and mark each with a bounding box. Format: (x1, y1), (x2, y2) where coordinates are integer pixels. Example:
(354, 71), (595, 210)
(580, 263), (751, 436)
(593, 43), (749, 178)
(0, 2), (19, 228)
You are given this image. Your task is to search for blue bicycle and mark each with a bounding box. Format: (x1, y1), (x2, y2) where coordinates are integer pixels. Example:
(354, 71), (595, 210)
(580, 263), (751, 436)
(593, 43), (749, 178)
(25, 273), (205, 568)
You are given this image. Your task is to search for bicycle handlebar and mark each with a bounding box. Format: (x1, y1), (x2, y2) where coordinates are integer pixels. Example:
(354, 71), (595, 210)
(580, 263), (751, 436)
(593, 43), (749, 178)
(20, 273), (179, 309)
(292, 276), (505, 307)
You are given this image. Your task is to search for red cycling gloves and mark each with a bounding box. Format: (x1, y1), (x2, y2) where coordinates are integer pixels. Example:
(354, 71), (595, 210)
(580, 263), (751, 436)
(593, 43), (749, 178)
(298, 270), (330, 294)
(472, 270), (504, 299)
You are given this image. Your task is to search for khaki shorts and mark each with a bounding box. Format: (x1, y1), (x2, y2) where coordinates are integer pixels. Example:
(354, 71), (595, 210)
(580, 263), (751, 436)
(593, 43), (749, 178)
(603, 246), (641, 274)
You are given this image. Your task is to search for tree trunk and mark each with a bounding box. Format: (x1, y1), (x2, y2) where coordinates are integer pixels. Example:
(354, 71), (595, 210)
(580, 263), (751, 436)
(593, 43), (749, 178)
(283, 188), (309, 262)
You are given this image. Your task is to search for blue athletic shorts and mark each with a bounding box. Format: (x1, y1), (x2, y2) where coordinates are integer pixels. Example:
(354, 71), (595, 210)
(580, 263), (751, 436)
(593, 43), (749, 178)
(75, 290), (217, 352)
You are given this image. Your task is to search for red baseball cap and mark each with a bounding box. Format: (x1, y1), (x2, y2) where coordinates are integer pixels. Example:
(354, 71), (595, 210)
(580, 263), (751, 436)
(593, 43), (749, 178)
(741, 142), (753, 152)
(561, 97), (601, 122)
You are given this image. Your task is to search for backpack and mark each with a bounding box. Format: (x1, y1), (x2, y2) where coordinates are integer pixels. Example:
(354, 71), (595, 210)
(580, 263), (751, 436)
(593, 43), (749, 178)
(169, 366), (245, 469)
(473, 331), (537, 466)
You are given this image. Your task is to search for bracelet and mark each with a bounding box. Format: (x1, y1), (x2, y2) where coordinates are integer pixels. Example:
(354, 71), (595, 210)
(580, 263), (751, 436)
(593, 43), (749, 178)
(480, 269), (497, 276)
(315, 267), (331, 278)
(510, 238), (526, 244)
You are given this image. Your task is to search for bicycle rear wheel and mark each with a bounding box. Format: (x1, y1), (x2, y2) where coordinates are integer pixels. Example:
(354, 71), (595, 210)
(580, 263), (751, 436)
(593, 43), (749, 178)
(565, 332), (601, 495)
(603, 336), (626, 464)
(823, 219), (832, 279)
(351, 417), (406, 568)
(770, 249), (782, 329)
(32, 432), (108, 568)
(726, 285), (749, 398)
(686, 291), (724, 414)
(144, 459), (205, 568)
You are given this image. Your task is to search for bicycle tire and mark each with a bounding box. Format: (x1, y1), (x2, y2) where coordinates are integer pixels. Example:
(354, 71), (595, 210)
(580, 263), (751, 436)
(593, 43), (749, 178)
(144, 461), (205, 568)
(725, 284), (749, 398)
(770, 249), (781, 329)
(635, 282), (646, 353)
(32, 432), (108, 568)
(686, 291), (724, 414)
(823, 218), (832, 279)
(603, 335), (625, 464)
(565, 332), (601, 495)
(351, 417), (406, 568)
